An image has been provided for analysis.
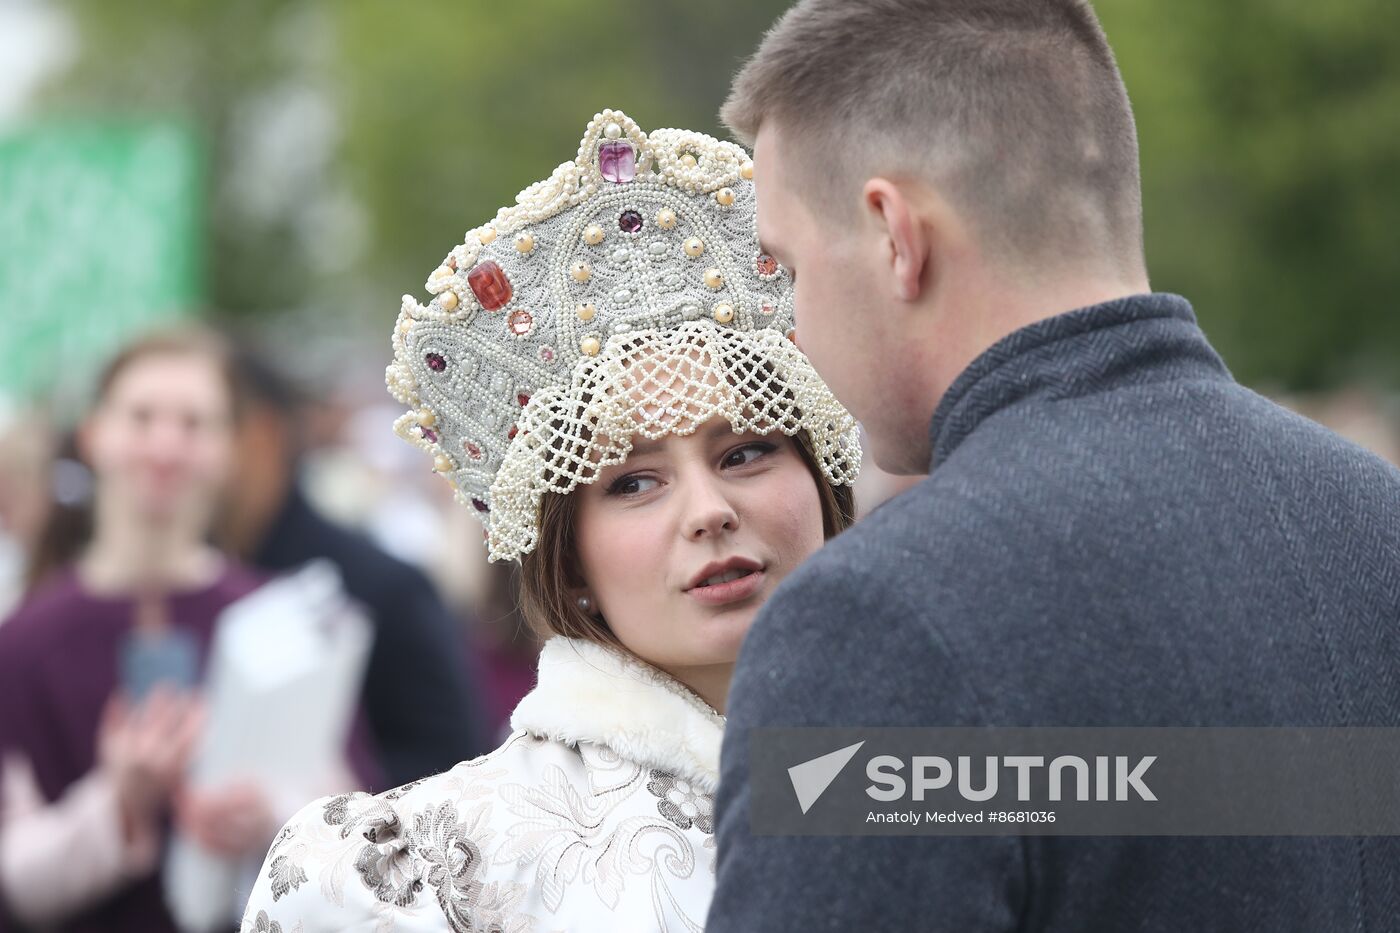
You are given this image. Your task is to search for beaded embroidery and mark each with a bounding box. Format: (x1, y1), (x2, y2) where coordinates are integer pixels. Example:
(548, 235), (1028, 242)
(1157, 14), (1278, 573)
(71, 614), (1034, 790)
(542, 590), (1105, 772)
(386, 109), (861, 562)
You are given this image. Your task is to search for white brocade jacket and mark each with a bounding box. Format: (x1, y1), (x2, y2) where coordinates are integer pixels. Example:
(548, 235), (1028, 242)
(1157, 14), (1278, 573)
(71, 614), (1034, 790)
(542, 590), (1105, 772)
(239, 637), (726, 933)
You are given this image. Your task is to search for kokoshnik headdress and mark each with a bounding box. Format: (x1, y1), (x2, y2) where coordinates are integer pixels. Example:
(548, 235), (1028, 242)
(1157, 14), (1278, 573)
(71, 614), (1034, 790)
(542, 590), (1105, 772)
(386, 109), (861, 562)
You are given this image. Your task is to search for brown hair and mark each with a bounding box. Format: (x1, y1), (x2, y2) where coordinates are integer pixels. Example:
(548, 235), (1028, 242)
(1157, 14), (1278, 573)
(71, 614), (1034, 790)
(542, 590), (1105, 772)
(722, 0), (1145, 278)
(517, 428), (856, 647)
(24, 326), (239, 592)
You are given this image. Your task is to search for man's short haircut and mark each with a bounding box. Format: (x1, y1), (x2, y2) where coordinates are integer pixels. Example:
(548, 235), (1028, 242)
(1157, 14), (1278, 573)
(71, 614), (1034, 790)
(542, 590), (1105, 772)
(723, 0), (1146, 277)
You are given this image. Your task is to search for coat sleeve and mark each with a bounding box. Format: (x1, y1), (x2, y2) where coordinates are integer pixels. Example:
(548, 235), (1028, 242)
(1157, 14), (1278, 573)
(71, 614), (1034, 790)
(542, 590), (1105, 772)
(239, 794), (383, 933)
(704, 552), (1027, 932)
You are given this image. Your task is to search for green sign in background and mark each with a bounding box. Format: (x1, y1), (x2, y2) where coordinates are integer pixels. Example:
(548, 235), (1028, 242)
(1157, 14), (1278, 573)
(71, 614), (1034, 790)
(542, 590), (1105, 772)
(0, 122), (202, 406)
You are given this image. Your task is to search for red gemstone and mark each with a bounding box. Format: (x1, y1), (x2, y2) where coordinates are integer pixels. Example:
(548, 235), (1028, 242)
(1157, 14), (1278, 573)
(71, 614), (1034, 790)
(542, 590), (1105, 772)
(756, 254), (778, 276)
(467, 261), (512, 311)
(598, 141), (636, 184)
(471, 498), (490, 513)
(619, 210), (643, 233)
(517, 393), (531, 407)
(507, 425), (518, 440)
(425, 352), (446, 372)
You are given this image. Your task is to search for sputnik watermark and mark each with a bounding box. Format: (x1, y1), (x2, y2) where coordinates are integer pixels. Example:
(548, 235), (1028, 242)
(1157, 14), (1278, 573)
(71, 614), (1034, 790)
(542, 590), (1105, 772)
(865, 754), (1156, 802)
(753, 727), (1400, 836)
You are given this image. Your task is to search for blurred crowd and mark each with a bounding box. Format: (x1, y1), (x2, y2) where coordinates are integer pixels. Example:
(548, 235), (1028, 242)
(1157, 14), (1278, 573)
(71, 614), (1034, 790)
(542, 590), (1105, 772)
(0, 322), (1396, 931)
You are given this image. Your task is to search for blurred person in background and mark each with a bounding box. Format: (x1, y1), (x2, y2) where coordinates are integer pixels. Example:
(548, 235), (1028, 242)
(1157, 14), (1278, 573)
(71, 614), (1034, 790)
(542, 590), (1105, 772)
(216, 346), (489, 787)
(0, 329), (376, 933)
(0, 403), (53, 619)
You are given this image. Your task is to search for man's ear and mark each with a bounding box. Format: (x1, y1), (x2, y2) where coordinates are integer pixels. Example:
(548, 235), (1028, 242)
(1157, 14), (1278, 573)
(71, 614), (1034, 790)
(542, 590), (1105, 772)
(862, 177), (932, 303)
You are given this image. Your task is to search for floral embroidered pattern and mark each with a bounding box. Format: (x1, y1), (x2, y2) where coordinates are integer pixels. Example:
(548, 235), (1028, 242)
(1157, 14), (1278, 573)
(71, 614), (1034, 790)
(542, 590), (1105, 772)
(240, 639), (725, 932)
(647, 770), (715, 834)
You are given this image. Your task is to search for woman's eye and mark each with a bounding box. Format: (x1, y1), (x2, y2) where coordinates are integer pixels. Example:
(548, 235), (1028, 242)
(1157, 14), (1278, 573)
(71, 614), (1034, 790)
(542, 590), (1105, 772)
(722, 442), (775, 469)
(608, 475), (659, 496)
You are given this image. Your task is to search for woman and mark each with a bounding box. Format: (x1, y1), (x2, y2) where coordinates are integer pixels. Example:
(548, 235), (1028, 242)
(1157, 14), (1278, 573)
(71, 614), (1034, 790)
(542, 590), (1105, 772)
(0, 331), (372, 932)
(240, 110), (861, 932)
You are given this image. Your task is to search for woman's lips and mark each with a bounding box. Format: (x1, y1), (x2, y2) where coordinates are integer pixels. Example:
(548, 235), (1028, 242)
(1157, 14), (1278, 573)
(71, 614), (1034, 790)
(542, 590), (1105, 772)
(685, 569), (766, 606)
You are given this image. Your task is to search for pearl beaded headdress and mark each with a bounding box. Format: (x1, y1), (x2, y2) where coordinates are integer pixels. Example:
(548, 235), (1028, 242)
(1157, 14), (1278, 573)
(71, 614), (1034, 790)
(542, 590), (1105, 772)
(386, 109), (861, 562)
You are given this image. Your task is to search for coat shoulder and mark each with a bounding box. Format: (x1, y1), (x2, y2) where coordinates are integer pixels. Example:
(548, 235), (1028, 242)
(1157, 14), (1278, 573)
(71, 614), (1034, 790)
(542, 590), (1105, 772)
(240, 731), (560, 932)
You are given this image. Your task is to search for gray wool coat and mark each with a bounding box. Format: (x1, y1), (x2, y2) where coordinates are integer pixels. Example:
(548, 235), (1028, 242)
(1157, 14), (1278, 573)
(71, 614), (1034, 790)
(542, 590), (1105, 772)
(707, 293), (1400, 932)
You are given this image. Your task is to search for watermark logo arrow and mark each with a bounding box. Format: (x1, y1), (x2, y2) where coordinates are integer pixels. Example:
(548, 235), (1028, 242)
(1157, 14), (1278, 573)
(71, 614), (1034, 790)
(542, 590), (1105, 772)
(788, 741), (865, 814)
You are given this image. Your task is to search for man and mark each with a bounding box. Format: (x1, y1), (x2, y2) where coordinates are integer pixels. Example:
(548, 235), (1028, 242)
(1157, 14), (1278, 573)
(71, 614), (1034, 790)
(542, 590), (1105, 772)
(708, 1), (1400, 930)
(220, 348), (489, 790)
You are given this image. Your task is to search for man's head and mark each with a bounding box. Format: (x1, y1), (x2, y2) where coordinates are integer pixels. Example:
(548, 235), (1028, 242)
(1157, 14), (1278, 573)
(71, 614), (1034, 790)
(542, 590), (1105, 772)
(724, 0), (1151, 473)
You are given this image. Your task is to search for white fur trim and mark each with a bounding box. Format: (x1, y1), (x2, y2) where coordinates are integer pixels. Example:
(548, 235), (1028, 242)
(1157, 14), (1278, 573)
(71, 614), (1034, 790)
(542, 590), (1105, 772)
(509, 637), (726, 793)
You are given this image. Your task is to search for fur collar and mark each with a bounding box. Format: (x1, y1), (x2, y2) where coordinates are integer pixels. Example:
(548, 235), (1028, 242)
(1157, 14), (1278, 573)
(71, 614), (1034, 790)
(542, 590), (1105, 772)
(509, 637), (727, 793)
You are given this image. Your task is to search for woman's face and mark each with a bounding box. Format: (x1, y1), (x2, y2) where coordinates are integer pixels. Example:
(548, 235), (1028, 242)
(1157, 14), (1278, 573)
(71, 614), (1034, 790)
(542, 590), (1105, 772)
(84, 353), (235, 525)
(573, 417), (826, 683)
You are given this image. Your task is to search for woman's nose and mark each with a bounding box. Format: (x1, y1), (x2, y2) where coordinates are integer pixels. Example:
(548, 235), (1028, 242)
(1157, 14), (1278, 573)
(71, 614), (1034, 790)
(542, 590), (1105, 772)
(685, 480), (740, 541)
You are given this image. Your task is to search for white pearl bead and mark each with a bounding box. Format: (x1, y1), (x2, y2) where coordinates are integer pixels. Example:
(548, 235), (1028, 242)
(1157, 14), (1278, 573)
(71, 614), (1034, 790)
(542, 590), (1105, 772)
(604, 123), (622, 139)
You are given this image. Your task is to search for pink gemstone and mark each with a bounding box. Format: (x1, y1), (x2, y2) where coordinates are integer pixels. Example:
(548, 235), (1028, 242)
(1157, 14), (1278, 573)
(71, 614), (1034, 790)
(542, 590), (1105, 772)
(619, 210), (643, 233)
(464, 441), (483, 460)
(467, 261), (512, 311)
(471, 498), (489, 513)
(507, 309), (533, 336)
(425, 352), (446, 372)
(756, 254), (778, 276)
(598, 141), (636, 184)
(760, 303), (774, 316)
(420, 425), (439, 444)
(539, 346), (556, 363)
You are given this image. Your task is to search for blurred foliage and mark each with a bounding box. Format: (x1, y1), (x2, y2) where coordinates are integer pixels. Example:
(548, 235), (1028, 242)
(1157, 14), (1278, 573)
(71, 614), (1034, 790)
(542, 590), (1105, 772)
(37, 0), (1400, 391)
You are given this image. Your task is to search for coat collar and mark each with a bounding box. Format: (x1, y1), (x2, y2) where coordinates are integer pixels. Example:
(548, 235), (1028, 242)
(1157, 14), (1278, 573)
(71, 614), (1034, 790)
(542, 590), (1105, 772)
(509, 637), (727, 793)
(927, 292), (1233, 470)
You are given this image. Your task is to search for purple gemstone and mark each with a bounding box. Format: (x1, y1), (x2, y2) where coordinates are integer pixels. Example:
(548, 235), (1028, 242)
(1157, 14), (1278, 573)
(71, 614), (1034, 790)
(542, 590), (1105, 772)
(598, 141), (636, 184)
(471, 498), (490, 513)
(425, 352), (446, 372)
(619, 210), (643, 233)
(420, 425), (439, 444)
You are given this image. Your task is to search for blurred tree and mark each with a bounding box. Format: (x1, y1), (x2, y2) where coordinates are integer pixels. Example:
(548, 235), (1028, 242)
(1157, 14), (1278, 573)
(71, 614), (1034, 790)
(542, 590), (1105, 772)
(1097, 0), (1400, 390)
(41, 0), (324, 318)
(37, 0), (1400, 392)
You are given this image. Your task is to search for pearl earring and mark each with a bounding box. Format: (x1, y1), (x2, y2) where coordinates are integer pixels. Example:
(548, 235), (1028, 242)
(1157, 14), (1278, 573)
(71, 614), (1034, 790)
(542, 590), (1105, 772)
(576, 595), (592, 613)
